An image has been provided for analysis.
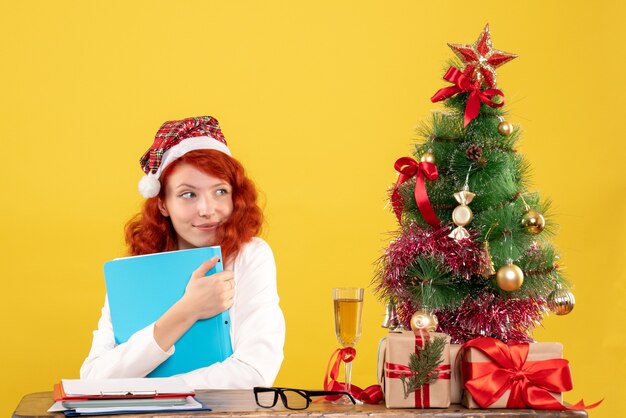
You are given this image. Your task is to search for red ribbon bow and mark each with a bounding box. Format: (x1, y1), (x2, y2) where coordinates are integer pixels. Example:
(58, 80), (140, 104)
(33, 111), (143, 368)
(462, 337), (602, 410)
(391, 157), (441, 227)
(431, 67), (505, 127)
(323, 347), (383, 404)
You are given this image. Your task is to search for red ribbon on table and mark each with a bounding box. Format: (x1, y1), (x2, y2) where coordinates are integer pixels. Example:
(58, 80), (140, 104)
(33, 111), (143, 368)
(391, 157), (441, 227)
(323, 347), (383, 404)
(461, 337), (602, 410)
(431, 67), (505, 127)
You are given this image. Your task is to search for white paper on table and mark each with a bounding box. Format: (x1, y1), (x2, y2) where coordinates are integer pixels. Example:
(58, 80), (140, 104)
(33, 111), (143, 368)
(47, 402), (65, 412)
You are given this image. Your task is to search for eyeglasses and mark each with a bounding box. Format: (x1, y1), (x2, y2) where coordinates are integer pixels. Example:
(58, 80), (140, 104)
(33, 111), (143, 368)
(253, 387), (356, 410)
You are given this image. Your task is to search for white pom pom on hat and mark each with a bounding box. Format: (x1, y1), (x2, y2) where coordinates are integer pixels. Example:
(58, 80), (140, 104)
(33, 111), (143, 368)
(138, 173), (162, 198)
(137, 116), (232, 198)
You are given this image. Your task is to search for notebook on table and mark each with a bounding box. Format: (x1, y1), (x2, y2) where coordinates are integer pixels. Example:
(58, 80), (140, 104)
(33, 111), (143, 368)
(48, 378), (209, 415)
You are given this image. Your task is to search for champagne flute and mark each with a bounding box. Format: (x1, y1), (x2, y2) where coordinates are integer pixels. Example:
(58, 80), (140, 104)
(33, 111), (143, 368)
(333, 287), (364, 404)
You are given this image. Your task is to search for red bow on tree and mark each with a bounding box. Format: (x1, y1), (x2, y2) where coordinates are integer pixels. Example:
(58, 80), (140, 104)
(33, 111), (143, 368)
(431, 67), (505, 127)
(391, 157), (440, 227)
(462, 337), (602, 410)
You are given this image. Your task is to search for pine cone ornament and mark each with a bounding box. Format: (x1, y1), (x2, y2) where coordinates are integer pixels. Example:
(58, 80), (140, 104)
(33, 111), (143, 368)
(465, 144), (483, 161)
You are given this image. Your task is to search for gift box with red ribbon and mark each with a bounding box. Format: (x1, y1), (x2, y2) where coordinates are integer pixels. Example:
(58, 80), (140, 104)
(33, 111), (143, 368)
(460, 337), (601, 410)
(378, 331), (451, 408)
(449, 344), (463, 404)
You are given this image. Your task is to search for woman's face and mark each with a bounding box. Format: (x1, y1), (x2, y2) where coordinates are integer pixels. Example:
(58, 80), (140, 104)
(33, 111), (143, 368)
(158, 163), (234, 250)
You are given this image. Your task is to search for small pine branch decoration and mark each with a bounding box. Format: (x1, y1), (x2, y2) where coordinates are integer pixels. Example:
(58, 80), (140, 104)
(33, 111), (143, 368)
(400, 335), (447, 398)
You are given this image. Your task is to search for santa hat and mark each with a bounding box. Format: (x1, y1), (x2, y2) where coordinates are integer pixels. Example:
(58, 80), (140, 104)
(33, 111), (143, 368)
(138, 116), (231, 198)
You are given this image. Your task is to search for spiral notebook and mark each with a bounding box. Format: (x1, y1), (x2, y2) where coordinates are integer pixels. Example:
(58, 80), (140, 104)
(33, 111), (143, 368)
(103, 246), (233, 377)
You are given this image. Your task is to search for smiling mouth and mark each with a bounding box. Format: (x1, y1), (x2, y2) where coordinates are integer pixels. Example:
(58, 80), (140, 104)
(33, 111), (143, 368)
(194, 222), (219, 231)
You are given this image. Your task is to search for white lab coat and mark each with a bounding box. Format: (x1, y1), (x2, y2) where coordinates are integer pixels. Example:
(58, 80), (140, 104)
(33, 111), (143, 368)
(80, 237), (285, 388)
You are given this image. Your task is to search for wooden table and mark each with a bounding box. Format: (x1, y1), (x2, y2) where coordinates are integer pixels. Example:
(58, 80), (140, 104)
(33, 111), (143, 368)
(13, 390), (588, 418)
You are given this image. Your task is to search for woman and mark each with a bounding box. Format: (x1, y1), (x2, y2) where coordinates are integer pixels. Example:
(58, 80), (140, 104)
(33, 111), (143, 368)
(80, 116), (285, 388)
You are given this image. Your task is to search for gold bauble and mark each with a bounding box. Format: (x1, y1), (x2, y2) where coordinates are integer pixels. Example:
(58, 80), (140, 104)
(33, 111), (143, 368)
(521, 209), (546, 234)
(410, 310), (439, 333)
(498, 120), (514, 136)
(547, 288), (575, 315)
(496, 263), (524, 291)
(452, 204), (473, 227)
(420, 151), (435, 164)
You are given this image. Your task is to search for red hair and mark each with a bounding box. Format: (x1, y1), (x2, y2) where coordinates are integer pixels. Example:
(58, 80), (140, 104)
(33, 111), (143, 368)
(125, 150), (263, 261)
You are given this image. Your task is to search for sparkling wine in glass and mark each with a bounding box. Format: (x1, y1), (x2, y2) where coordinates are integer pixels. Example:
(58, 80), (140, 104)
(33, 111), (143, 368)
(333, 287), (364, 404)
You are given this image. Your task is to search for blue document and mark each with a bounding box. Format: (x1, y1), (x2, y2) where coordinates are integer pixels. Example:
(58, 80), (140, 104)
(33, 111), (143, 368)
(103, 246), (233, 377)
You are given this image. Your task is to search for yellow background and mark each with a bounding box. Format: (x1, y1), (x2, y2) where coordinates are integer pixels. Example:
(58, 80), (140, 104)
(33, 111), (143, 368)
(1, 1), (623, 417)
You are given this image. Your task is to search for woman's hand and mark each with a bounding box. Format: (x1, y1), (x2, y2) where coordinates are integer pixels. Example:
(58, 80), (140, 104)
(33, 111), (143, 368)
(180, 256), (235, 321)
(154, 256), (234, 351)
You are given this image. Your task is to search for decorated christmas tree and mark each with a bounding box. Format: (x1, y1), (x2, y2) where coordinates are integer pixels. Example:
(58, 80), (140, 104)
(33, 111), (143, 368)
(376, 24), (576, 344)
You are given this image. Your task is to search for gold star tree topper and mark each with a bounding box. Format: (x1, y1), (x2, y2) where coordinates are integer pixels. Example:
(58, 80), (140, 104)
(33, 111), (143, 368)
(448, 24), (517, 88)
